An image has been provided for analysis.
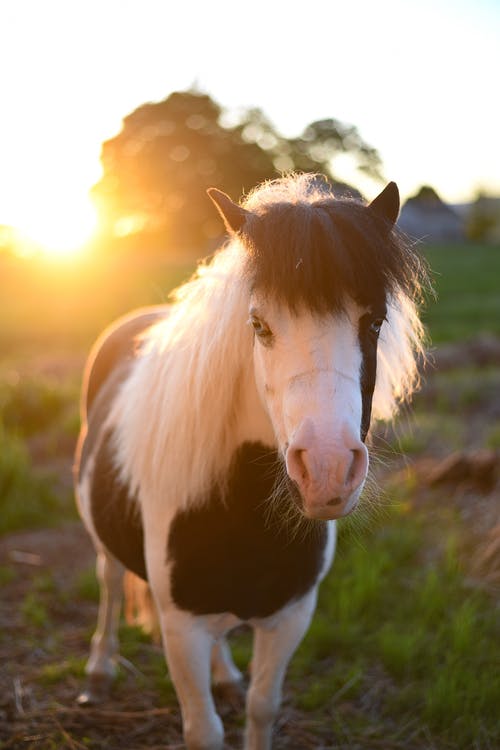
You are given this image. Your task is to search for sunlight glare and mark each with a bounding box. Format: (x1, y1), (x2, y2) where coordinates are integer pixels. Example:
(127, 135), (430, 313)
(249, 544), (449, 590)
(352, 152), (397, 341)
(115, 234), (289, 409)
(14, 195), (97, 259)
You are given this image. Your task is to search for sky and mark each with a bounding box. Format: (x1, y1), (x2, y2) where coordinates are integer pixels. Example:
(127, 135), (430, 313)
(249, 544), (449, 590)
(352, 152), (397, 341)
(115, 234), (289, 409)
(0, 0), (499, 252)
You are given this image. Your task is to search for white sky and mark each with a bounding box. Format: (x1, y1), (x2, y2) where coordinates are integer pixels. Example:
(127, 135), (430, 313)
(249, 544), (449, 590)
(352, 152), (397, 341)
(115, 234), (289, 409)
(0, 0), (499, 249)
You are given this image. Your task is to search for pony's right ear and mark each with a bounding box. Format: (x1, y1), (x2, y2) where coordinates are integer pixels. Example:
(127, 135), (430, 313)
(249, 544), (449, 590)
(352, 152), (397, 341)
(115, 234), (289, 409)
(207, 188), (250, 234)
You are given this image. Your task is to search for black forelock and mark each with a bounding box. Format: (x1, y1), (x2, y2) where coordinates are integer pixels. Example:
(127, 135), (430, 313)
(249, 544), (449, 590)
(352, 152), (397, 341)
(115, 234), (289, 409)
(240, 197), (424, 314)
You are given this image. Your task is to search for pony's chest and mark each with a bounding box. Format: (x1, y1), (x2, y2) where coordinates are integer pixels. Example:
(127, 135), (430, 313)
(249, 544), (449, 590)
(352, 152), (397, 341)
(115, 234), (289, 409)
(167, 442), (328, 620)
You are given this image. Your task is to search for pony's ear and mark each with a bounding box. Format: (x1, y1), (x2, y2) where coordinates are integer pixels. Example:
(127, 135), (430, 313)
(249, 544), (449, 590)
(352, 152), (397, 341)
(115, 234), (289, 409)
(207, 188), (250, 234)
(368, 182), (400, 227)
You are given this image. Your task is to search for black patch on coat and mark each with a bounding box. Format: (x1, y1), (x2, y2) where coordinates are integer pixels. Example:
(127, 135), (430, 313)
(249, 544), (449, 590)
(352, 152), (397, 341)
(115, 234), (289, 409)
(358, 304), (387, 441)
(168, 442), (328, 620)
(75, 308), (165, 579)
(90, 430), (147, 581)
(240, 186), (424, 315)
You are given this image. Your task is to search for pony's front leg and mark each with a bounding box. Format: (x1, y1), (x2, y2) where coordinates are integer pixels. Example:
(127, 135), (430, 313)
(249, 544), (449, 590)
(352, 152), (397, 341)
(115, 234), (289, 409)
(245, 589), (317, 750)
(161, 610), (224, 750)
(78, 549), (124, 704)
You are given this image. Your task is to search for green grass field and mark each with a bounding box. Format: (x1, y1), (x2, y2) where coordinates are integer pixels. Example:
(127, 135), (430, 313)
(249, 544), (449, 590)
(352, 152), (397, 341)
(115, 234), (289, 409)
(0, 242), (499, 749)
(422, 243), (500, 343)
(0, 241), (499, 353)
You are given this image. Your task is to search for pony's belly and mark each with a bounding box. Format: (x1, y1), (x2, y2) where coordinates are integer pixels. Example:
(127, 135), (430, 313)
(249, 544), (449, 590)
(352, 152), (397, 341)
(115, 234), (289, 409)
(167, 442), (329, 621)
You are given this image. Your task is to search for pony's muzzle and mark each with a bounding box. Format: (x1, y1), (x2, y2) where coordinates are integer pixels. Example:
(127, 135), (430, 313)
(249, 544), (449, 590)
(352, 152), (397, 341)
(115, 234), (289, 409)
(285, 440), (368, 520)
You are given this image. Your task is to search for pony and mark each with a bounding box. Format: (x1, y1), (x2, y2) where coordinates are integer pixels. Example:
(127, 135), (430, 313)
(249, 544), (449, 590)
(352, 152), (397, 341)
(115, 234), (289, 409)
(74, 173), (426, 750)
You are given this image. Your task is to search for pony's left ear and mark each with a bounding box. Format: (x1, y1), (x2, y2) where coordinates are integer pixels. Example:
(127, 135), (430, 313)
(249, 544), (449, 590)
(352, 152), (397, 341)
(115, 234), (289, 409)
(368, 182), (400, 227)
(207, 188), (250, 234)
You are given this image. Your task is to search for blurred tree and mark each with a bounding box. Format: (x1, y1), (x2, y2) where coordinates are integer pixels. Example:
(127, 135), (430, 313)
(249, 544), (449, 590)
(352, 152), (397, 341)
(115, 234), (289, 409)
(91, 90), (383, 252)
(466, 192), (500, 243)
(286, 118), (382, 180)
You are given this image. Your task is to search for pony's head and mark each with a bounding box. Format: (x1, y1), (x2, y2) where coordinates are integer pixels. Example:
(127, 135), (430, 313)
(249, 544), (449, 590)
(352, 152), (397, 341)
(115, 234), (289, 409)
(209, 174), (426, 521)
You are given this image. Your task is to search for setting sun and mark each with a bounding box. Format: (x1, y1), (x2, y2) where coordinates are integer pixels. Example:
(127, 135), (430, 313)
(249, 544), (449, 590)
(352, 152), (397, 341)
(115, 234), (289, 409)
(15, 196), (98, 258)
(1, 0), (499, 264)
(0, 105), (103, 259)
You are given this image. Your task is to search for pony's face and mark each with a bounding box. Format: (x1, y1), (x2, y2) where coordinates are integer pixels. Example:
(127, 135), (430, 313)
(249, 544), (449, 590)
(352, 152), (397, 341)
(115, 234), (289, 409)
(207, 177), (422, 521)
(249, 293), (373, 521)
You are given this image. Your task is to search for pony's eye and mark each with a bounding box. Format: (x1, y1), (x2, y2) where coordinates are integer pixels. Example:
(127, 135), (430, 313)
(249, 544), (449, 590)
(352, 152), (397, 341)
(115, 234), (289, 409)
(369, 318), (385, 336)
(249, 315), (273, 342)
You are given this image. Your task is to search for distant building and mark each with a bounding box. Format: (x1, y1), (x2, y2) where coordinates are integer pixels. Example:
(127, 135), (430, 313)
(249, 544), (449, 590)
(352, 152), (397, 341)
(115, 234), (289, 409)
(398, 186), (465, 242)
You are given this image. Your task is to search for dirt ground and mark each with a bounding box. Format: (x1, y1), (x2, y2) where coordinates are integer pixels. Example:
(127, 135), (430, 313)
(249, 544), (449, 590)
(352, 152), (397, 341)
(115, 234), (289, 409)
(0, 520), (350, 749)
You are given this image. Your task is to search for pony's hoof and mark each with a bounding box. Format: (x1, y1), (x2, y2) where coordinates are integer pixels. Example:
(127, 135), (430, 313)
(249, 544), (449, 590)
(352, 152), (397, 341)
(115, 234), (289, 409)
(76, 673), (112, 706)
(213, 679), (246, 714)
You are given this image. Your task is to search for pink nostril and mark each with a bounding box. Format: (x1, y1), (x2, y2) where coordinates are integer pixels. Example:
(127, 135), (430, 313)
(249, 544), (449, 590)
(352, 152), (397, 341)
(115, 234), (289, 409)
(347, 447), (368, 490)
(286, 447), (310, 487)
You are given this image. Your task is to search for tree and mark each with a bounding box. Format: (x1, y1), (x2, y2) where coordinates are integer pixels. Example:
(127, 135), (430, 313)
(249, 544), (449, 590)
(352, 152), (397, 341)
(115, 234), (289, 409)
(91, 90), (383, 252)
(466, 192), (500, 243)
(286, 118), (382, 180)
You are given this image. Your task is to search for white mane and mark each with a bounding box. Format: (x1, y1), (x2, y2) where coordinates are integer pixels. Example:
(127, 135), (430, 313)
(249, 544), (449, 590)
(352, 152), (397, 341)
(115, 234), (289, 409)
(112, 242), (257, 511)
(112, 175), (426, 511)
(373, 290), (425, 421)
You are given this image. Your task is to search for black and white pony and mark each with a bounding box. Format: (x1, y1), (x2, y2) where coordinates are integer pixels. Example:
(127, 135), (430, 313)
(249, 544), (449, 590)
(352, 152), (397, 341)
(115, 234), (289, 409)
(75, 173), (425, 750)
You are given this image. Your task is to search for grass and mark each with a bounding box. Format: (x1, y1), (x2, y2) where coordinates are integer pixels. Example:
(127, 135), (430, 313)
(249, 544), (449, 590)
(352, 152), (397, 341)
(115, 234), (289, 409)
(21, 591), (50, 629)
(73, 566), (100, 602)
(291, 502), (499, 748)
(0, 419), (73, 535)
(0, 241), (498, 353)
(377, 363), (500, 459)
(0, 372), (79, 438)
(423, 366), (500, 411)
(422, 243), (500, 343)
(0, 252), (193, 354)
(388, 411), (466, 455)
(38, 657), (86, 685)
(0, 365), (79, 535)
(486, 423), (500, 449)
(0, 564), (15, 585)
